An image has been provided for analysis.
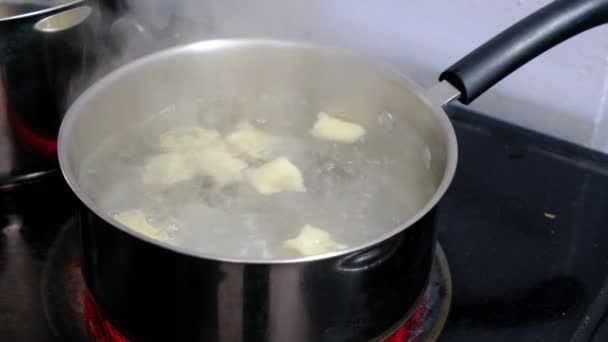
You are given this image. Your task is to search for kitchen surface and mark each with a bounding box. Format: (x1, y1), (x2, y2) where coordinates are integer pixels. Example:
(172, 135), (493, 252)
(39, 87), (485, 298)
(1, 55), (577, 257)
(3, 0), (608, 341)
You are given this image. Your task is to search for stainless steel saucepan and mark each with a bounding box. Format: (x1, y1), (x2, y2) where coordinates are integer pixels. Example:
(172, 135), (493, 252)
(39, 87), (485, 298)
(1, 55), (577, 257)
(58, 0), (608, 341)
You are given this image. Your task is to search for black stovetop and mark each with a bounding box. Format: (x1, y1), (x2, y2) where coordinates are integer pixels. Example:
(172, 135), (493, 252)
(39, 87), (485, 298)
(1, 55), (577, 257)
(2, 106), (608, 342)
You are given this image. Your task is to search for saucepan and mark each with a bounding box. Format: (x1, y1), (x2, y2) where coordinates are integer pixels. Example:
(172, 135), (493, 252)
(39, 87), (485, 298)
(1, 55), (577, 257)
(57, 0), (608, 341)
(0, 0), (177, 189)
(0, 0), (96, 186)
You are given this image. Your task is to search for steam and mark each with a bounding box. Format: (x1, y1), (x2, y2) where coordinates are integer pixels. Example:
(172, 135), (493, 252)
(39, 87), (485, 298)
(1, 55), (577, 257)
(78, 0), (355, 84)
(65, 0), (383, 122)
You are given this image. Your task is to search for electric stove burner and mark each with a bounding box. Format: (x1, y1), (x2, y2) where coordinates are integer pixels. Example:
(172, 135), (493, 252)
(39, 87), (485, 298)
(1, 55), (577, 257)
(42, 219), (452, 342)
(381, 244), (451, 342)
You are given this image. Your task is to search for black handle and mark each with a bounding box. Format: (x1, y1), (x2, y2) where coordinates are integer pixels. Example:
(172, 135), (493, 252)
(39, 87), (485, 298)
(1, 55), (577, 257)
(439, 0), (608, 105)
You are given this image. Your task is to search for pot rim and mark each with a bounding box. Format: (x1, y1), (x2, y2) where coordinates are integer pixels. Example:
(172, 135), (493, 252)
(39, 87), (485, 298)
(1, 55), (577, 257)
(58, 38), (458, 264)
(0, 0), (84, 22)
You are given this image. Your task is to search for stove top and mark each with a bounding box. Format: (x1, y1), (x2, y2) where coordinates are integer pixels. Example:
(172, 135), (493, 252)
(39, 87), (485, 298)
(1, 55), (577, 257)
(2, 106), (608, 341)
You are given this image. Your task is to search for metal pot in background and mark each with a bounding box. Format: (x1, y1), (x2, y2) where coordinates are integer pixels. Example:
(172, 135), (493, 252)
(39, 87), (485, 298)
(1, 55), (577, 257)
(0, 0), (142, 191)
(0, 1), (93, 188)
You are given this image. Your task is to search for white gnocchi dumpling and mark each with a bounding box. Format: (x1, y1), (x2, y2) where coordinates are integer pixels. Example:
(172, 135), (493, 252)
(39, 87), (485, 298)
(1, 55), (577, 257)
(226, 122), (275, 160)
(160, 125), (220, 151)
(247, 157), (305, 195)
(113, 209), (172, 242)
(142, 152), (196, 188)
(196, 143), (248, 187)
(311, 112), (366, 143)
(284, 224), (347, 256)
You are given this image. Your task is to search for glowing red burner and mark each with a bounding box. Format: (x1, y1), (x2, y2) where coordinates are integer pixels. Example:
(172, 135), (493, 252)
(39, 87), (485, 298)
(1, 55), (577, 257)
(82, 287), (426, 342)
(384, 304), (426, 342)
(83, 291), (129, 342)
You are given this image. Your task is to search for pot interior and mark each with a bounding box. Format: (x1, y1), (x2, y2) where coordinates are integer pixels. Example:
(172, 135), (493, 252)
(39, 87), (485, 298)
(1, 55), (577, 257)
(59, 40), (456, 261)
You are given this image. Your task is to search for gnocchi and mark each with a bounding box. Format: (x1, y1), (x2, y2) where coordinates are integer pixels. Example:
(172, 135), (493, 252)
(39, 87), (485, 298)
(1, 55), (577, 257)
(226, 122), (274, 160)
(284, 225), (346, 256)
(196, 143), (249, 187)
(113, 209), (172, 242)
(311, 112), (366, 143)
(142, 152), (196, 188)
(247, 157), (305, 195)
(160, 125), (220, 151)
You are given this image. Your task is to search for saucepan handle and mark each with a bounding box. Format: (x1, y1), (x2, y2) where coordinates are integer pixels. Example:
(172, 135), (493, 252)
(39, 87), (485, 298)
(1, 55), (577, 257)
(439, 0), (608, 105)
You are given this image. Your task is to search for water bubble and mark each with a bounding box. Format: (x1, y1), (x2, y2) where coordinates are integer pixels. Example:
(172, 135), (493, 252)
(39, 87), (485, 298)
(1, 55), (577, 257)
(378, 111), (396, 130)
(423, 146), (432, 170)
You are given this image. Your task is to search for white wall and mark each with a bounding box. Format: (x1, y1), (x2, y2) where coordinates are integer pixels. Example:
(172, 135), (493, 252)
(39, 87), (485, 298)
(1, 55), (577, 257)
(129, 0), (608, 152)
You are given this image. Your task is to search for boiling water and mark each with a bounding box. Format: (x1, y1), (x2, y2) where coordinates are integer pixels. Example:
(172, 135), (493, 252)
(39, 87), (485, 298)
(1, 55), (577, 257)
(79, 96), (437, 259)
